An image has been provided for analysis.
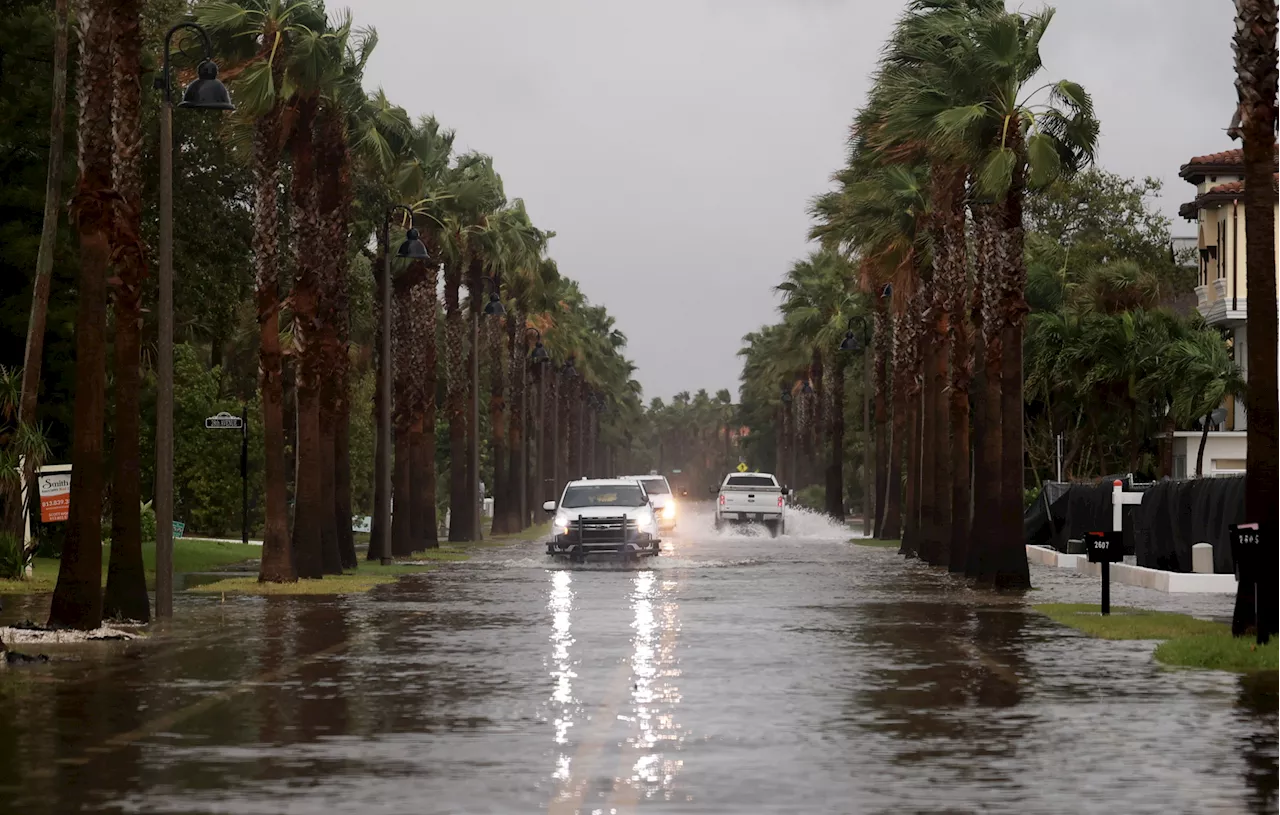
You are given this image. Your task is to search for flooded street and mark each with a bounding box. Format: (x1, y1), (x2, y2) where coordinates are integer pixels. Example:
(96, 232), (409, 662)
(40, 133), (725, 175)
(0, 506), (1274, 814)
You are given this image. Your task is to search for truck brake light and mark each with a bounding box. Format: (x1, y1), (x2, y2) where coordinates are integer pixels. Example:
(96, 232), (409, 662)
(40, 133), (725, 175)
(777, 495), (784, 507)
(718, 494), (725, 506)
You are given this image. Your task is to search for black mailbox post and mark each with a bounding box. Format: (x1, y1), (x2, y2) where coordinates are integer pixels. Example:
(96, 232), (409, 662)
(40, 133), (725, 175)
(1230, 522), (1275, 645)
(1086, 530), (1123, 615)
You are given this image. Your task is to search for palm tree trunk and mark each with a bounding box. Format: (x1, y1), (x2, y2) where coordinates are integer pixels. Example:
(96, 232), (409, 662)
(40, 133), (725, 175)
(392, 293), (414, 557)
(1196, 414), (1210, 477)
(315, 102), (350, 572)
(254, 84), (293, 582)
(367, 227), (389, 562)
(334, 401), (356, 568)
(901, 387), (921, 559)
(824, 360), (845, 519)
(289, 97), (330, 578)
(488, 319), (509, 534)
(873, 303), (891, 538)
(968, 197), (1004, 582)
(931, 166), (970, 573)
(410, 257), (440, 549)
(444, 258), (469, 541)
(881, 338), (905, 541)
(991, 150), (1032, 589)
(49, 0), (113, 629)
(102, 0), (149, 622)
(547, 370), (560, 502)
(465, 259), (483, 541)
(1235, 0), (1279, 533)
(507, 313), (526, 530)
(9, 0), (69, 542)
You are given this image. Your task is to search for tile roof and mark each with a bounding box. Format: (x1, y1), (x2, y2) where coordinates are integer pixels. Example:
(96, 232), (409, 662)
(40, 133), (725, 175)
(1180, 143), (1278, 181)
(1180, 173), (1280, 218)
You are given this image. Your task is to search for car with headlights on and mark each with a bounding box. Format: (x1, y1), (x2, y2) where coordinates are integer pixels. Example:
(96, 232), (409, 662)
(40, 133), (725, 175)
(543, 478), (661, 562)
(620, 472), (677, 531)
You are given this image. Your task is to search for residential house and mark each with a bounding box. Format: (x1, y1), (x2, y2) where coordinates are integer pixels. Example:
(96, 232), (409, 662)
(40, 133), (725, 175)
(1175, 144), (1279, 477)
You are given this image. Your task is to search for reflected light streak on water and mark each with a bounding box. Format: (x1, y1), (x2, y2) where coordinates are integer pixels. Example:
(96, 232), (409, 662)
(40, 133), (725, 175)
(548, 569), (575, 782)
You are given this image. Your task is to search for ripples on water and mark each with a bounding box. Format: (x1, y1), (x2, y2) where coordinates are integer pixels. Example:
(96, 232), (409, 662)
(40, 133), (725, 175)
(0, 502), (1273, 814)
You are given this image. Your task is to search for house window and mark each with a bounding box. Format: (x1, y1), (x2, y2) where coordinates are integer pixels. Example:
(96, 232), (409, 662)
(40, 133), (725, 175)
(1213, 459), (1246, 473)
(1174, 455), (1187, 480)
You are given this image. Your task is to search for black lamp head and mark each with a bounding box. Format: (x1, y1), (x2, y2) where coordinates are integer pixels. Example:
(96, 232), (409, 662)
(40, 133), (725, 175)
(531, 341), (549, 363)
(839, 330), (861, 352)
(397, 227), (429, 259)
(563, 356), (577, 377)
(179, 60), (235, 111)
(801, 380), (814, 395)
(780, 388), (792, 404)
(484, 292), (506, 316)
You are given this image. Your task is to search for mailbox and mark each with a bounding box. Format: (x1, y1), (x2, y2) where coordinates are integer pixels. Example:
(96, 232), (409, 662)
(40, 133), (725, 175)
(1085, 531), (1123, 564)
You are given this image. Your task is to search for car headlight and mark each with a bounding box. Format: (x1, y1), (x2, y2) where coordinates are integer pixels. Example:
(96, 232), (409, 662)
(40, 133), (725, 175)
(554, 513), (570, 534)
(661, 501), (676, 520)
(635, 508), (655, 529)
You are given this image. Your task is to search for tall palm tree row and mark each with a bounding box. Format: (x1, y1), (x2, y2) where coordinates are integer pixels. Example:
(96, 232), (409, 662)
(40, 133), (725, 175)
(740, 0), (1100, 589)
(26, 0), (643, 624)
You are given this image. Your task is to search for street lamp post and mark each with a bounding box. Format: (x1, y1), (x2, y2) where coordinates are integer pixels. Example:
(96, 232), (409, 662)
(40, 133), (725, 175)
(840, 315), (873, 537)
(154, 22), (233, 619)
(472, 275), (503, 539)
(523, 328), (549, 527)
(378, 207), (427, 564)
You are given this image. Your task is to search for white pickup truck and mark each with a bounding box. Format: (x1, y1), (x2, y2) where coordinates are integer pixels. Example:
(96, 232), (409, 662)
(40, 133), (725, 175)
(713, 472), (789, 537)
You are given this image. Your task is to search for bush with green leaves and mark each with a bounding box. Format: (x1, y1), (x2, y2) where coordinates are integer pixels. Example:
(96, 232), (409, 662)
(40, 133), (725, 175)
(795, 484), (826, 512)
(0, 532), (30, 580)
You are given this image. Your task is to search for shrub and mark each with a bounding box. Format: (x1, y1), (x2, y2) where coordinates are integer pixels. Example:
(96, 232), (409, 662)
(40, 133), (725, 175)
(0, 532), (30, 580)
(795, 484), (825, 511)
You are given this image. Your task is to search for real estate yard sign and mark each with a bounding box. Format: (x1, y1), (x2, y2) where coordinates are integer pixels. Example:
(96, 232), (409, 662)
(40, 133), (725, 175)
(37, 465), (72, 523)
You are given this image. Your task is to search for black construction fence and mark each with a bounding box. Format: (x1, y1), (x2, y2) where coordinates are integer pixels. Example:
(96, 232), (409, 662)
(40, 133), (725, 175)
(1023, 475), (1245, 574)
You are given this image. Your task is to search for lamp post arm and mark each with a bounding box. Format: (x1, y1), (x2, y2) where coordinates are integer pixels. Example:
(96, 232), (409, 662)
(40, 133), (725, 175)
(160, 22), (214, 104)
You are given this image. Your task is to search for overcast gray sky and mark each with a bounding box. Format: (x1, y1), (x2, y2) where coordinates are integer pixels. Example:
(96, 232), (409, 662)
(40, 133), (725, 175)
(360, 0), (1238, 402)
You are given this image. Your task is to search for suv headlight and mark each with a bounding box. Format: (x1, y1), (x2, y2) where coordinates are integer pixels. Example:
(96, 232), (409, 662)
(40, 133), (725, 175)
(634, 508), (655, 529)
(661, 501), (676, 520)
(553, 513), (570, 534)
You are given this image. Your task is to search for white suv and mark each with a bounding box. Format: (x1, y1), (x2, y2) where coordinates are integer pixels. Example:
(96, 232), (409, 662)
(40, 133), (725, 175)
(619, 473), (677, 531)
(543, 478), (661, 561)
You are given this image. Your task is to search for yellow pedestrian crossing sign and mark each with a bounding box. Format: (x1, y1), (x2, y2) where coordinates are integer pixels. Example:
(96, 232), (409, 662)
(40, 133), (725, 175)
(736, 462), (749, 473)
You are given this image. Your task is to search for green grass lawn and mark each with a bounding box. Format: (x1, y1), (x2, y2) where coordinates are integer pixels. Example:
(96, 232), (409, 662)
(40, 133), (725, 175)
(3, 522), (547, 597)
(853, 538), (900, 548)
(1, 538), (262, 594)
(1035, 603), (1278, 674)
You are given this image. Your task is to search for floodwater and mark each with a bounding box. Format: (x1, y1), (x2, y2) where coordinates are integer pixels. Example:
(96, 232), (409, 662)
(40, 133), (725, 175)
(0, 506), (1274, 814)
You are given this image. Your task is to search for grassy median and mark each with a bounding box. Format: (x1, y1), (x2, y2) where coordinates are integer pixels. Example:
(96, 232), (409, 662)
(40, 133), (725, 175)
(0, 538), (261, 594)
(1035, 603), (1278, 674)
(4, 524), (546, 597)
(852, 538), (901, 548)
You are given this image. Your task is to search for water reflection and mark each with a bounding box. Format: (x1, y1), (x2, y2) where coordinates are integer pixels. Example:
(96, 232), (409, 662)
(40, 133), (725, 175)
(1237, 671), (1279, 812)
(617, 570), (684, 804)
(547, 569), (576, 782)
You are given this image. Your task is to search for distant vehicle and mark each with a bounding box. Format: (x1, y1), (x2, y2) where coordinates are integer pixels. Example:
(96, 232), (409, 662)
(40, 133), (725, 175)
(619, 473), (677, 531)
(713, 472), (789, 537)
(543, 478), (661, 562)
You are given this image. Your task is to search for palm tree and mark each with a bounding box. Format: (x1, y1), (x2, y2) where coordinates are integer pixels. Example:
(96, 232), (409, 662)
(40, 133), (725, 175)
(287, 13), (348, 578)
(49, 0), (115, 629)
(102, 0), (150, 622)
(776, 250), (858, 519)
(962, 8), (1096, 586)
(198, 0), (329, 584)
(8, 0), (69, 543)
(439, 153), (504, 542)
(1164, 330), (1246, 477)
(396, 116), (457, 553)
(1231, 0), (1278, 531)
